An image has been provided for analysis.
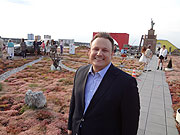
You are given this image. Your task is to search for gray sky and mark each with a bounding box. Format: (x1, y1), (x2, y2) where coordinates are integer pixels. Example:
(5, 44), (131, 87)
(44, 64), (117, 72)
(0, 0), (180, 48)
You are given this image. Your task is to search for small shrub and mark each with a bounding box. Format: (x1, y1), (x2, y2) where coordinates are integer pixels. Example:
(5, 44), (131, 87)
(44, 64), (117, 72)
(58, 78), (66, 82)
(0, 83), (2, 91)
(36, 110), (53, 120)
(26, 65), (33, 69)
(42, 88), (46, 92)
(19, 105), (30, 114)
(29, 83), (38, 87)
(64, 79), (73, 85)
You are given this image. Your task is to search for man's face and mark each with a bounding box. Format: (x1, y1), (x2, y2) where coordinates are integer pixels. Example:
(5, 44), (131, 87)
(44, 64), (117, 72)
(89, 37), (113, 72)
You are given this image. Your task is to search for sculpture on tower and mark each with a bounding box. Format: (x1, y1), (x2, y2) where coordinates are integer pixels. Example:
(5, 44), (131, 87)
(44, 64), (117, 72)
(151, 18), (155, 30)
(139, 19), (157, 54)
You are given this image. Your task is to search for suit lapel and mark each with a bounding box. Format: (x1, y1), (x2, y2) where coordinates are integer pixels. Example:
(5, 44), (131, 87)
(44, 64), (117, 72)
(78, 65), (91, 112)
(84, 64), (117, 115)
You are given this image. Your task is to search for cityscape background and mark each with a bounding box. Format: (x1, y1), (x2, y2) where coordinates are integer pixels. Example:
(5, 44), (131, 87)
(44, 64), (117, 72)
(0, 0), (180, 48)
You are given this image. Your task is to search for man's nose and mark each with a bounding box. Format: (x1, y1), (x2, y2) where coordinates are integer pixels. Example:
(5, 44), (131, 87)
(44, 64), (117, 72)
(97, 50), (103, 55)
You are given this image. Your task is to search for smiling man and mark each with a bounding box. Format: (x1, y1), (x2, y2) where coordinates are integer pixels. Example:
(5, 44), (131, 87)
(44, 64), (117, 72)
(68, 32), (140, 135)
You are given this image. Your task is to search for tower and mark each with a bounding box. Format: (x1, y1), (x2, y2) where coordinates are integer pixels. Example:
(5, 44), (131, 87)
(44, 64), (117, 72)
(143, 19), (157, 53)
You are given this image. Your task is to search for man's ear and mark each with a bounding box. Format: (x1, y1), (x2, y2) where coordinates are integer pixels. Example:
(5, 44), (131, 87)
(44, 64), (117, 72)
(111, 51), (114, 57)
(88, 48), (91, 56)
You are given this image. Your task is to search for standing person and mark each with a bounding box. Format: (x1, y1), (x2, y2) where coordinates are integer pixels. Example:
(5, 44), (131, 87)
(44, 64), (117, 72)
(68, 32), (140, 135)
(46, 40), (51, 56)
(37, 40), (42, 55)
(7, 39), (14, 59)
(157, 45), (168, 70)
(33, 39), (39, 56)
(40, 41), (45, 56)
(51, 39), (57, 53)
(156, 47), (161, 57)
(145, 45), (153, 71)
(60, 40), (64, 55)
(0, 36), (4, 58)
(139, 46), (147, 72)
(20, 38), (27, 58)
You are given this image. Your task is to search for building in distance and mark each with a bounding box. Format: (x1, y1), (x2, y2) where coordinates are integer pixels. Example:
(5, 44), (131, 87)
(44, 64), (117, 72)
(35, 35), (41, 41)
(27, 33), (34, 40)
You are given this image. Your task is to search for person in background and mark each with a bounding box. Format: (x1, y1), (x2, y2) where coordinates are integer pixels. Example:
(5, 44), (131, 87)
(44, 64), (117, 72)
(0, 36), (4, 58)
(20, 38), (27, 58)
(145, 45), (153, 71)
(60, 40), (64, 55)
(33, 39), (39, 57)
(68, 32), (140, 135)
(40, 41), (46, 56)
(51, 39), (57, 53)
(46, 40), (51, 56)
(139, 46), (147, 72)
(157, 45), (168, 70)
(38, 40), (42, 55)
(7, 39), (14, 59)
(156, 47), (161, 57)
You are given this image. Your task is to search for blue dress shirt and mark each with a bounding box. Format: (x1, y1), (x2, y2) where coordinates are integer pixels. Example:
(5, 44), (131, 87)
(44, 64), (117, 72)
(84, 63), (111, 113)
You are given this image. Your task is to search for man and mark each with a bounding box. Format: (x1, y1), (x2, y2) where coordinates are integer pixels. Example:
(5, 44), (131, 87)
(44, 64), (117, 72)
(0, 36), (3, 58)
(60, 40), (64, 55)
(68, 32), (140, 135)
(20, 38), (27, 58)
(33, 39), (39, 56)
(145, 45), (153, 71)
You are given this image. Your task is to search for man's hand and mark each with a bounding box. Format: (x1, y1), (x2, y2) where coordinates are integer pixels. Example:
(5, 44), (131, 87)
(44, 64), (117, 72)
(68, 130), (72, 135)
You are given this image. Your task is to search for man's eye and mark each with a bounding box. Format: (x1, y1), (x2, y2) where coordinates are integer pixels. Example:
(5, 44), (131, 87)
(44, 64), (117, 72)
(93, 48), (99, 51)
(103, 49), (108, 52)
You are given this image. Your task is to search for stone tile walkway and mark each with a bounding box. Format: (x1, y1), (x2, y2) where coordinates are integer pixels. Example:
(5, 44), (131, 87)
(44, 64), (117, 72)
(0, 57), (43, 81)
(137, 55), (179, 135)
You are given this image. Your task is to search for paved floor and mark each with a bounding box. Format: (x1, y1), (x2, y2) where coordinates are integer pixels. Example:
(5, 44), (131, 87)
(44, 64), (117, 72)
(137, 55), (179, 135)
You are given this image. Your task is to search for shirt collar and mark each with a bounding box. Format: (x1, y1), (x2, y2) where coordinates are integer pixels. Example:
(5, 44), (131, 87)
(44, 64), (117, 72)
(88, 63), (111, 78)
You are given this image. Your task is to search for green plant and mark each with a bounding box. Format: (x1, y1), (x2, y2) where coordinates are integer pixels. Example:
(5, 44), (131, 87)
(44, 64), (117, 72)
(42, 88), (46, 92)
(64, 79), (73, 85)
(19, 105), (30, 114)
(58, 78), (66, 82)
(29, 83), (38, 87)
(0, 83), (2, 91)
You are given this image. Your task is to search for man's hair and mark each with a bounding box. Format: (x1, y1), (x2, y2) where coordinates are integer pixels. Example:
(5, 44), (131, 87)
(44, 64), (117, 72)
(90, 32), (114, 51)
(163, 45), (166, 48)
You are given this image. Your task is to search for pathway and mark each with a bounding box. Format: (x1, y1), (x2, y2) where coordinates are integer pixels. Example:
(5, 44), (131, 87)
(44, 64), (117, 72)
(0, 57), (43, 81)
(137, 55), (179, 135)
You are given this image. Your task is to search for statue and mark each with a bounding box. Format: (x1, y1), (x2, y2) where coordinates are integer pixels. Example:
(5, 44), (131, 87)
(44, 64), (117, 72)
(151, 18), (155, 30)
(50, 52), (62, 71)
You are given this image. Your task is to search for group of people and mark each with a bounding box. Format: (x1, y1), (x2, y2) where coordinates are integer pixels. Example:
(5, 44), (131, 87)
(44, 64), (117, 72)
(34, 39), (64, 56)
(5, 38), (27, 59)
(139, 44), (168, 71)
(0, 38), (64, 59)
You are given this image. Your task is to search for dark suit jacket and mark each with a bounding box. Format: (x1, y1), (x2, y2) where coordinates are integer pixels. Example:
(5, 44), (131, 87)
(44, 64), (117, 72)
(68, 64), (140, 135)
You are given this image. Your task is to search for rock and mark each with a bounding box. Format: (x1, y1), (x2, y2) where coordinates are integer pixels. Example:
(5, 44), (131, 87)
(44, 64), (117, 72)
(25, 90), (46, 108)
